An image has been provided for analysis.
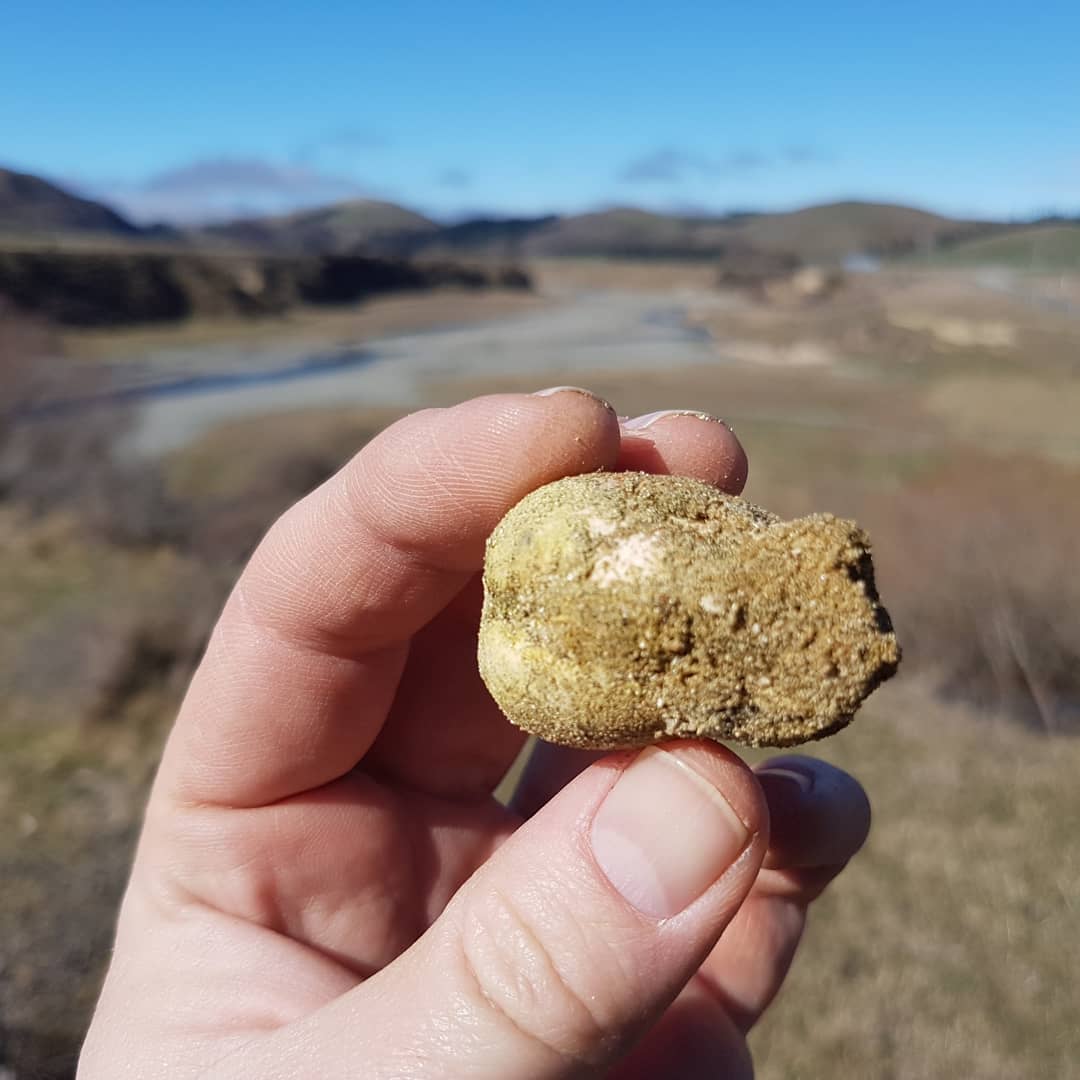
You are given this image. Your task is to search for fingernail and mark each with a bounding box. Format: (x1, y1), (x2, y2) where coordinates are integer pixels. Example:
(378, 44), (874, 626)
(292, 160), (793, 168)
(590, 747), (750, 919)
(621, 409), (725, 432)
(533, 386), (616, 412)
(756, 765), (815, 795)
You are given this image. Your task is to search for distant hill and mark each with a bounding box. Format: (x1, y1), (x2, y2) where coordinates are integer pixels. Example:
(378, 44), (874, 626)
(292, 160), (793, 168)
(193, 199), (995, 264)
(395, 201), (996, 264)
(520, 208), (734, 259)
(0, 167), (139, 237)
(723, 201), (992, 263)
(385, 215), (558, 258)
(914, 223), (1080, 271)
(0, 165), (1024, 267)
(199, 199), (438, 255)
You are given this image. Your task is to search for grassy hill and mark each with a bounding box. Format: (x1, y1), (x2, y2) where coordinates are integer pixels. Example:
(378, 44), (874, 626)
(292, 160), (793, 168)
(192, 199), (997, 264)
(386, 215), (558, 258)
(726, 200), (990, 262)
(914, 223), (1080, 271)
(521, 207), (734, 258)
(199, 199), (438, 255)
(0, 165), (1049, 269)
(0, 167), (139, 238)
(0, 173), (530, 329)
(406, 201), (995, 264)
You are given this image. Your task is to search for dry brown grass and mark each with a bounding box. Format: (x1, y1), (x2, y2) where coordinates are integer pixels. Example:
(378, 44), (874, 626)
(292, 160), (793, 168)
(749, 680), (1080, 1080)
(0, 310), (120, 511)
(924, 375), (1080, 466)
(163, 405), (406, 565)
(0, 508), (225, 1079)
(688, 267), (1080, 381)
(63, 287), (546, 362)
(435, 354), (1080, 727)
(423, 343), (1080, 1076)
(3, 268), (1079, 1077)
(867, 460), (1080, 733)
(531, 256), (720, 293)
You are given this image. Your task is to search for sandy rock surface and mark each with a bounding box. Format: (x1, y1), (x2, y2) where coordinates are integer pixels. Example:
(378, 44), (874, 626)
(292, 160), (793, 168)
(479, 472), (900, 748)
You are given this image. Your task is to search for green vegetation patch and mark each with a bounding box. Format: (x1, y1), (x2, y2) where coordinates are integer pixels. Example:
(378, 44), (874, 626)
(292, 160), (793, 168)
(915, 224), (1080, 271)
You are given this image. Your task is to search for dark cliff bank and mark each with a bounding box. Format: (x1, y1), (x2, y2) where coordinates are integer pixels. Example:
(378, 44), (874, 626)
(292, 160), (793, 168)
(0, 248), (531, 327)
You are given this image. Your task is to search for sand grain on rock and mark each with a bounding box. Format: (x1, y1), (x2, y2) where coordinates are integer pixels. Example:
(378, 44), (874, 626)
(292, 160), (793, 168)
(478, 472), (900, 748)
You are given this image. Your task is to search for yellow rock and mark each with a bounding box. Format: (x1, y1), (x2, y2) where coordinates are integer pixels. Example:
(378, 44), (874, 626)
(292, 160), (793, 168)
(478, 472), (900, 748)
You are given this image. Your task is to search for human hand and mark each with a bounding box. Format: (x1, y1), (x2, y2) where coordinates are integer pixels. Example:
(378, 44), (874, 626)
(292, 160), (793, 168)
(79, 390), (871, 1079)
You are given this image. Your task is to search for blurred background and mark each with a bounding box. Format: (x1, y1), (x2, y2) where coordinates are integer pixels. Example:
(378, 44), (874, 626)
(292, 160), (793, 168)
(2, 2), (1079, 1076)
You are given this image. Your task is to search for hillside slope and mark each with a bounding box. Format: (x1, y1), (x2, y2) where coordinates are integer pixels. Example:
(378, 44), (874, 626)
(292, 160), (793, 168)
(0, 248), (528, 327)
(200, 199), (437, 254)
(524, 208), (734, 258)
(0, 166), (1013, 266)
(726, 201), (989, 262)
(0, 168), (138, 237)
(405, 201), (992, 263)
(386, 215), (558, 257)
(915, 223), (1080, 270)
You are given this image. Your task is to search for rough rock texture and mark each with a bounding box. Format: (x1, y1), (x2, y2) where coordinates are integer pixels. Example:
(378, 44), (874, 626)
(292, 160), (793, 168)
(478, 472), (900, 748)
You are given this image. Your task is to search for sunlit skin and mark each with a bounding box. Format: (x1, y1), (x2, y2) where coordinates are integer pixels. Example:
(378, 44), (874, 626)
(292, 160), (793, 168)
(80, 390), (870, 1079)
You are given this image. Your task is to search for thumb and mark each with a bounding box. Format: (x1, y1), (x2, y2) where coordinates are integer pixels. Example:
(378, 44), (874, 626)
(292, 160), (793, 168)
(230, 742), (768, 1079)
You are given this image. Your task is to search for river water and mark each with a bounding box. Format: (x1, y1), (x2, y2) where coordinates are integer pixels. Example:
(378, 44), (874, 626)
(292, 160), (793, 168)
(110, 289), (731, 455)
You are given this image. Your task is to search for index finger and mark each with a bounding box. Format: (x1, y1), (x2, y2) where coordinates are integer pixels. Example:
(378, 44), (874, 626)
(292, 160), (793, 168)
(157, 390), (620, 809)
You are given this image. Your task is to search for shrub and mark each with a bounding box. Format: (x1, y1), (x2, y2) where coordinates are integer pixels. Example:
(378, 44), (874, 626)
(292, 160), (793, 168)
(0, 304), (185, 546)
(869, 459), (1080, 733)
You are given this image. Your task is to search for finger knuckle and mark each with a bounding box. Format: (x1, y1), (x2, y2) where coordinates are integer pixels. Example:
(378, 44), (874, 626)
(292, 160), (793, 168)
(458, 883), (619, 1068)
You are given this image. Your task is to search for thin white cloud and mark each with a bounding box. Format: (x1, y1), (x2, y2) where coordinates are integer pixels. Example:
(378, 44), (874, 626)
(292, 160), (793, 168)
(92, 156), (373, 225)
(619, 146), (828, 184)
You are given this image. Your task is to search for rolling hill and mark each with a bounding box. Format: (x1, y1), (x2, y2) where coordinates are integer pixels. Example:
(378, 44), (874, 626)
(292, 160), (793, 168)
(914, 222), (1080, 271)
(0, 165), (1031, 267)
(520, 208), (733, 259)
(383, 215), (558, 258)
(181, 192), (998, 264)
(724, 201), (992, 262)
(379, 201), (996, 264)
(0, 167), (139, 238)
(199, 199), (438, 255)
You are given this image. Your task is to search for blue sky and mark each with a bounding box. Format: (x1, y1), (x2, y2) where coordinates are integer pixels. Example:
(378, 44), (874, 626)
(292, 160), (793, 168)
(3, 1), (1078, 224)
